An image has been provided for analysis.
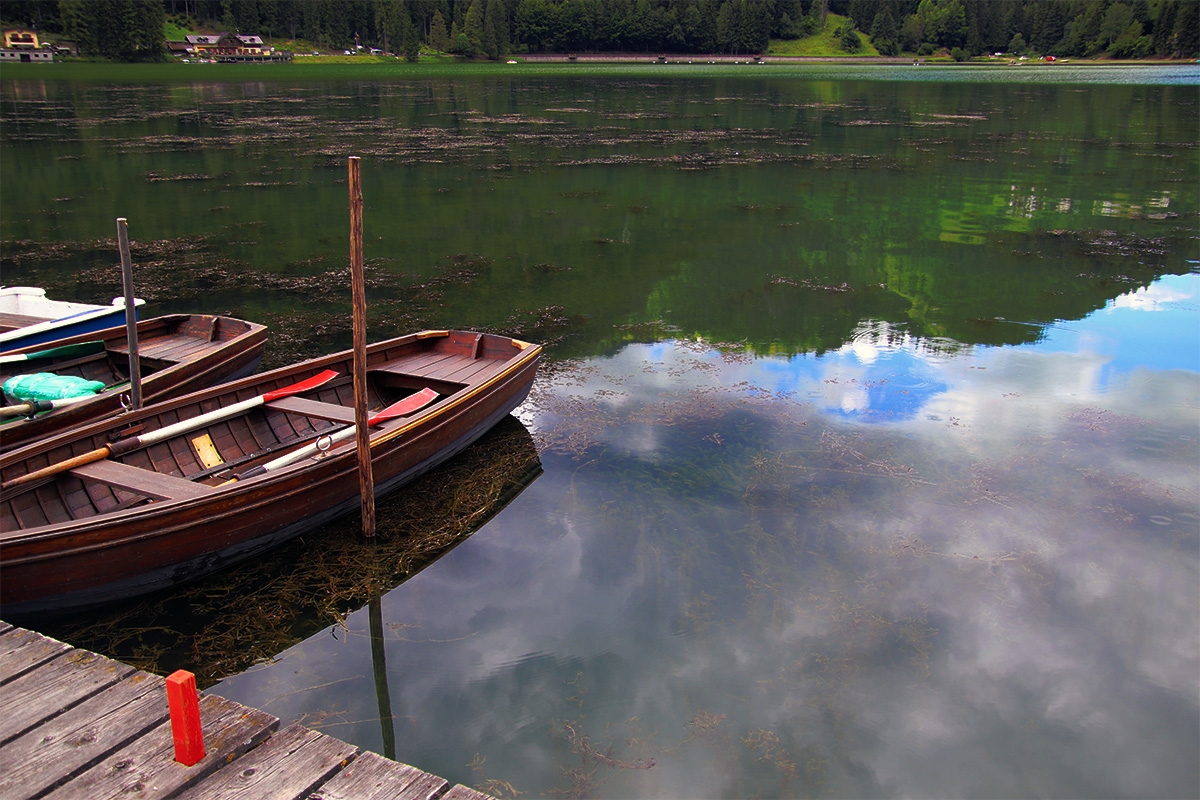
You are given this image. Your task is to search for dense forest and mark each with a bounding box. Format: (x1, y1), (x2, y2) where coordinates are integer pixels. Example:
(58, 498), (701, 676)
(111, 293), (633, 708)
(2, 0), (1197, 62)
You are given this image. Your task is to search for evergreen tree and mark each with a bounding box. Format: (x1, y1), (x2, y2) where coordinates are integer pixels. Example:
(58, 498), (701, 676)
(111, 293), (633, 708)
(1027, 0), (1067, 53)
(716, 0), (739, 52)
(870, 8), (899, 54)
(1174, 0), (1199, 57)
(1152, 0), (1179, 57)
(429, 9), (450, 52)
(402, 7), (422, 59)
(838, 19), (862, 50)
(926, 0), (967, 49)
(484, 0), (509, 58)
(463, 0), (486, 54)
(745, 0), (772, 51)
(694, 0), (721, 51)
(374, 0), (402, 54)
(60, 0), (167, 61)
(1099, 3), (1135, 48)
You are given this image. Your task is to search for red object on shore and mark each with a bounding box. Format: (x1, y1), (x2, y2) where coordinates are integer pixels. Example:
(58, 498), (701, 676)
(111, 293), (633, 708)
(166, 670), (206, 766)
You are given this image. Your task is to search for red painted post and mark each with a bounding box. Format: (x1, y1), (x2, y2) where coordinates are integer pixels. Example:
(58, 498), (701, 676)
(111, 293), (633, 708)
(166, 670), (206, 766)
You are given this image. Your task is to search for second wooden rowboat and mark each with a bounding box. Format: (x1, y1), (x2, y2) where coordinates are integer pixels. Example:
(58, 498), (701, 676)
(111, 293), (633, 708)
(0, 330), (541, 618)
(0, 314), (268, 452)
(0, 286), (145, 353)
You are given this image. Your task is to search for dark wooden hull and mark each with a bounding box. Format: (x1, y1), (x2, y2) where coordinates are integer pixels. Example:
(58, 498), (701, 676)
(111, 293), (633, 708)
(0, 315), (267, 452)
(0, 330), (540, 618)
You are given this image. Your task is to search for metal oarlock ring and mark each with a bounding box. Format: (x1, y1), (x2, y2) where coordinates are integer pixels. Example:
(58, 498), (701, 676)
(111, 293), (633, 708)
(315, 435), (333, 458)
(119, 394), (132, 412)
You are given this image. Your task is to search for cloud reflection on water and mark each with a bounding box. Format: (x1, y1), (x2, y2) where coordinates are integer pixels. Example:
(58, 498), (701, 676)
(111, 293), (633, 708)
(215, 277), (1198, 799)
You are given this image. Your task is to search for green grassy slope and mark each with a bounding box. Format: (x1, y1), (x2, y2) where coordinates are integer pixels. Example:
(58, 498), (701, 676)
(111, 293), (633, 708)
(768, 13), (881, 57)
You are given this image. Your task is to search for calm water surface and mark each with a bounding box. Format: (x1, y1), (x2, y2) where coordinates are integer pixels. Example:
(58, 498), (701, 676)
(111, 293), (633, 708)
(2, 66), (1198, 798)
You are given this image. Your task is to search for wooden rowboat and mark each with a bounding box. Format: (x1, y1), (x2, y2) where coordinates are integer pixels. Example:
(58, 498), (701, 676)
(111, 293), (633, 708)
(0, 330), (541, 618)
(0, 315), (268, 452)
(0, 286), (145, 353)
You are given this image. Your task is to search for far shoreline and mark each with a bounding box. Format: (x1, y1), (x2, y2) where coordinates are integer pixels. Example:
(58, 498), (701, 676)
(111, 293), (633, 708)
(2, 55), (1196, 85)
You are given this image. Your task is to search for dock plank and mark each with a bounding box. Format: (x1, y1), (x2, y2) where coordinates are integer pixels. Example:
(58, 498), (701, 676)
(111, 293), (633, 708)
(0, 627), (71, 684)
(175, 721), (358, 800)
(0, 650), (133, 746)
(41, 692), (278, 800)
(0, 623), (44, 657)
(307, 751), (450, 800)
(0, 671), (167, 799)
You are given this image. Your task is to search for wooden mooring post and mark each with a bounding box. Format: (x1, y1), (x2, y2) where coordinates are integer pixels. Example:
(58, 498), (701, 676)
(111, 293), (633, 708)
(348, 156), (376, 539)
(116, 217), (142, 410)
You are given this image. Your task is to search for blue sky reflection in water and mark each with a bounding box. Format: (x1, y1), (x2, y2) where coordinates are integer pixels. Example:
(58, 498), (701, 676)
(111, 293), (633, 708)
(216, 272), (1198, 799)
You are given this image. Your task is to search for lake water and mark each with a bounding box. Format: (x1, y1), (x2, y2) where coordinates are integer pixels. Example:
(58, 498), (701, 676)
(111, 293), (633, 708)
(3, 65), (1198, 798)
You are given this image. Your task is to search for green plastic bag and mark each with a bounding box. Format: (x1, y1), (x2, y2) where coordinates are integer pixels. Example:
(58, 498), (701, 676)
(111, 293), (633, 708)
(3, 373), (106, 403)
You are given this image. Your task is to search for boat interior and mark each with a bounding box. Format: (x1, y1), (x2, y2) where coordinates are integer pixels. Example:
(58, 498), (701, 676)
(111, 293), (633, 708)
(0, 316), (259, 408)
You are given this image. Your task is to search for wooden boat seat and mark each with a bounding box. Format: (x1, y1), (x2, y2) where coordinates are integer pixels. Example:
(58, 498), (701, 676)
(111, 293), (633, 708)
(266, 389), (440, 427)
(266, 396), (357, 424)
(70, 460), (215, 501)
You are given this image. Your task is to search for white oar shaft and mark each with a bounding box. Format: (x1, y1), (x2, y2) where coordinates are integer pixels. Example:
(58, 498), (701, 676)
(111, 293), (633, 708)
(254, 424), (358, 475)
(136, 396), (264, 447)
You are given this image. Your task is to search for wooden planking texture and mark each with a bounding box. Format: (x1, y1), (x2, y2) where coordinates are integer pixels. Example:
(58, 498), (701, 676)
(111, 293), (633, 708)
(308, 750), (449, 800)
(0, 625), (497, 800)
(0, 649), (134, 746)
(0, 625), (71, 684)
(174, 722), (357, 800)
(0, 671), (167, 799)
(40, 691), (277, 800)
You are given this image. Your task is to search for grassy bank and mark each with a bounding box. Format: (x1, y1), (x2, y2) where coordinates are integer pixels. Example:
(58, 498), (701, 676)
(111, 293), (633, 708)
(767, 13), (881, 57)
(1, 57), (1193, 85)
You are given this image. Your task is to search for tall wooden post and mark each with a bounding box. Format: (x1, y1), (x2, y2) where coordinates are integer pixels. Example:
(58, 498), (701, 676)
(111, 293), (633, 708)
(348, 156), (376, 538)
(116, 218), (142, 410)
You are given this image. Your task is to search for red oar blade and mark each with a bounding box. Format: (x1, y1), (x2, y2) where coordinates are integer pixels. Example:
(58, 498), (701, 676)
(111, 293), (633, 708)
(262, 369), (340, 402)
(369, 388), (438, 425)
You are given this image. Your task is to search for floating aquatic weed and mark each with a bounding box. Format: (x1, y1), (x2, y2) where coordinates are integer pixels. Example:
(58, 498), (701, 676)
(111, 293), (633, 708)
(144, 172), (213, 182)
(526, 262), (571, 274)
(549, 719), (657, 799)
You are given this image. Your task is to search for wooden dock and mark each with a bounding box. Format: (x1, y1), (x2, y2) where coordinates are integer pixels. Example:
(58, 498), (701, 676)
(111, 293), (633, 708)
(0, 621), (493, 800)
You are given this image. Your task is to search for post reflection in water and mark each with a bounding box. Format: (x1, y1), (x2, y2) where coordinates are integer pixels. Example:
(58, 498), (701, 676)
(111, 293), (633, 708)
(369, 596), (396, 763)
(4, 68), (1197, 798)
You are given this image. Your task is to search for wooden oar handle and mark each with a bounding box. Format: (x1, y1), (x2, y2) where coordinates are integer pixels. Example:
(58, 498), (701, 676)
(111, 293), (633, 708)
(1, 446), (112, 491)
(0, 401), (49, 417)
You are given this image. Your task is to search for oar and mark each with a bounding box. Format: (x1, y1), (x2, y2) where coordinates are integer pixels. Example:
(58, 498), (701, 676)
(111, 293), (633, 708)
(1, 392), (100, 417)
(233, 387), (438, 481)
(1, 378), (135, 419)
(1, 370), (341, 491)
(0, 341), (106, 365)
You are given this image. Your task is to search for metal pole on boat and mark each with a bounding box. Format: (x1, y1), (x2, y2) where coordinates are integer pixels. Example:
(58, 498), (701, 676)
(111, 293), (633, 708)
(348, 156), (376, 538)
(116, 218), (142, 410)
